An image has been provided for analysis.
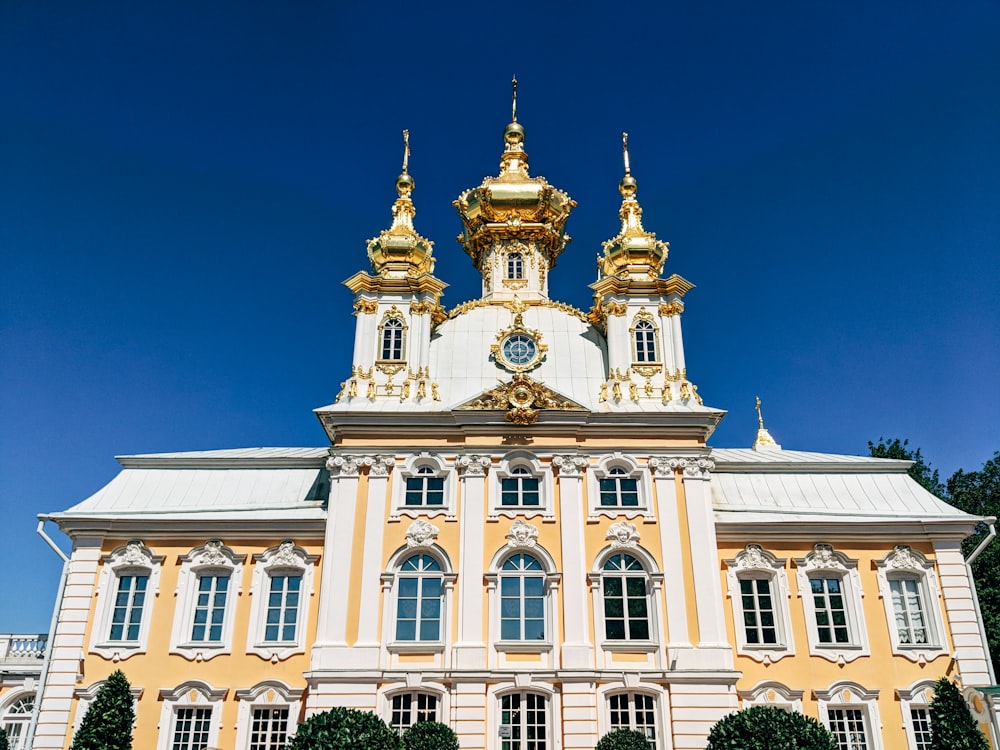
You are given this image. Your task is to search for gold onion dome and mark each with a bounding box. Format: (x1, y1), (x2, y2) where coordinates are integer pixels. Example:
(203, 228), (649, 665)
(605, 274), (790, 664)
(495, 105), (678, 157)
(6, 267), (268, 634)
(598, 133), (669, 280)
(366, 129), (436, 278)
(453, 78), (576, 270)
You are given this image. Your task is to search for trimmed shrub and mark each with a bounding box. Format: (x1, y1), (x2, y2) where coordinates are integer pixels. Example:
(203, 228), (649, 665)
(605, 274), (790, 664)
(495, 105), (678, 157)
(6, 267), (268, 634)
(930, 677), (989, 750)
(595, 728), (651, 750)
(69, 669), (135, 750)
(705, 705), (837, 750)
(288, 707), (402, 750)
(0, 726), (9, 750)
(402, 720), (459, 750)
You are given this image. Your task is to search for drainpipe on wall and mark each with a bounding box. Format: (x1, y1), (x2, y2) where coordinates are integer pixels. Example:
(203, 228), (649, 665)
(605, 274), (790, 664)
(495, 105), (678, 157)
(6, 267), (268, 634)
(25, 518), (70, 750)
(965, 519), (997, 686)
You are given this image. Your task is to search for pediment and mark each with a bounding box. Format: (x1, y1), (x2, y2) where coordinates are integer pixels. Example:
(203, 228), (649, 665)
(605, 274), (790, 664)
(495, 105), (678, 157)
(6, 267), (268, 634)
(456, 374), (587, 424)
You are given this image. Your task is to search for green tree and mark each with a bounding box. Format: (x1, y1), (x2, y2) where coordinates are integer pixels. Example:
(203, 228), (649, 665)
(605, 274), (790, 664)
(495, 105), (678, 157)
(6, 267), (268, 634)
(948, 452), (1000, 673)
(0, 726), (9, 750)
(594, 728), (652, 750)
(402, 721), (459, 750)
(288, 707), (401, 750)
(868, 437), (946, 497)
(705, 705), (837, 750)
(69, 669), (135, 750)
(929, 677), (989, 750)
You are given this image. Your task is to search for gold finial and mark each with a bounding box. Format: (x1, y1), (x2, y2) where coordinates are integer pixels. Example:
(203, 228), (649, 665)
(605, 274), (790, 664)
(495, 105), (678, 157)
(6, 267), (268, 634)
(755, 395), (765, 429)
(622, 132), (631, 176)
(511, 76), (518, 122)
(401, 129), (410, 174)
(752, 396), (781, 451)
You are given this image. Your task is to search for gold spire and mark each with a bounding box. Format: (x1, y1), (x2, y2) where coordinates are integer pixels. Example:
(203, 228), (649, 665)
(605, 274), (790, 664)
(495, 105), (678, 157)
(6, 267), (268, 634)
(511, 75), (518, 122)
(753, 396), (781, 450)
(597, 132), (669, 280)
(366, 130), (435, 278)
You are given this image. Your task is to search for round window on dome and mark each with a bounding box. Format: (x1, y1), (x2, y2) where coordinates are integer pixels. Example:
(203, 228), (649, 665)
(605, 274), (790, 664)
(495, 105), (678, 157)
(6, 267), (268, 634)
(498, 333), (541, 371)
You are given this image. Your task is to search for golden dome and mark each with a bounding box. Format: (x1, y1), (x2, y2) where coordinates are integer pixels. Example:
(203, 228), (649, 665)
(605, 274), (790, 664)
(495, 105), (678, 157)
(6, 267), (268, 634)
(367, 130), (436, 278)
(453, 85), (576, 271)
(597, 133), (668, 280)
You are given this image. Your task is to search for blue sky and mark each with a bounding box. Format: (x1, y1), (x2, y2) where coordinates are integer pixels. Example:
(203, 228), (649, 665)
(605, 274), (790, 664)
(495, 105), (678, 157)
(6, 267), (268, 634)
(2, 2), (998, 631)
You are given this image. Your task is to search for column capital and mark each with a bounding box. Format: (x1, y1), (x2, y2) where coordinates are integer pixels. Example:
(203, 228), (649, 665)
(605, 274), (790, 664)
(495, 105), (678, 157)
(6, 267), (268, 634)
(552, 455), (589, 477)
(457, 454), (491, 477)
(326, 454), (395, 478)
(648, 455), (715, 478)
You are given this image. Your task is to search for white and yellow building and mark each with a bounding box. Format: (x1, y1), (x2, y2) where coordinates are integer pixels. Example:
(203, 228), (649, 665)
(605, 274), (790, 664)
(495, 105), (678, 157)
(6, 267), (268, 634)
(25, 112), (1000, 750)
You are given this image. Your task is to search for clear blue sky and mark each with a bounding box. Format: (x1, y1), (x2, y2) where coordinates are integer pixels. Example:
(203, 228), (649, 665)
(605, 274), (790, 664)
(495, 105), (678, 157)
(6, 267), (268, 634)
(2, 2), (998, 631)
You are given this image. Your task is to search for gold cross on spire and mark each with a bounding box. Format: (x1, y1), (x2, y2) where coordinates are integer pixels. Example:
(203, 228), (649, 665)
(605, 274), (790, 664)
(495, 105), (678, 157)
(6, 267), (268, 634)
(755, 395), (765, 429)
(622, 132), (631, 176)
(511, 76), (518, 122)
(753, 396), (781, 450)
(401, 129), (410, 174)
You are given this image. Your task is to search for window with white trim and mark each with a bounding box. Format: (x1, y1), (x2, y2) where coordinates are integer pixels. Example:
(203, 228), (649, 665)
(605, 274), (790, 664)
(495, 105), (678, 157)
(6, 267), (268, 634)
(897, 680), (936, 750)
(380, 317), (406, 361)
(1, 695), (34, 750)
(389, 692), (439, 732)
(874, 546), (946, 662)
(169, 541), (244, 660)
(234, 680), (304, 750)
(391, 454), (455, 521)
(172, 707), (213, 750)
(608, 692), (658, 749)
(738, 681), (804, 713)
(499, 692), (548, 750)
(155, 681), (225, 750)
(406, 467), (445, 506)
(507, 252), (524, 280)
(73, 681), (143, 734)
(502, 467), (540, 506)
(795, 544), (869, 663)
(491, 454), (551, 520)
(909, 707), (932, 750)
(600, 467), (639, 507)
(816, 682), (882, 750)
(246, 541), (318, 661)
(91, 540), (163, 660)
(395, 554), (443, 642)
(632, 319), (658, 364)
(249, 707), (289, 750)
(588, 455), (649, 519)
(500, 553), (546, 641)
(602, 554), (650, 641)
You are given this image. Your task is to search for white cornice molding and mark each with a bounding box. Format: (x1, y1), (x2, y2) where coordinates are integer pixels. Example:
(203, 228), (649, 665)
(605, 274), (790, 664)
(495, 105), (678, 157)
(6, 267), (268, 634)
(715, 517), (980, 540)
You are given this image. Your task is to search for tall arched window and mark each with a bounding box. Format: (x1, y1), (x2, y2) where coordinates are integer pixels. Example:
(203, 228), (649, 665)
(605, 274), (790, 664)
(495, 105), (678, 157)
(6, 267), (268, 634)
(1, 695), (34, 750)
(499, 692), (548, 750)
(380, 318), (405, 361)
(506, 252), (524, 280)
(633, 319), (657, 363)
(602, 554), (650, 640)
(396, 554), (443, 641)
(500, 553), (545, 641)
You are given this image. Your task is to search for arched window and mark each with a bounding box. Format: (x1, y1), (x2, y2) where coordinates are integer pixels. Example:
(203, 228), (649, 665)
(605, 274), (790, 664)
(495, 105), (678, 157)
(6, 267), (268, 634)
(501, 466), (540, 507)
(396, 554), (443, 641)
(389, 691), (439, 731)
(500, 553), (545, 641)
(499, 692), (548, 750)
(633, 319), (657, 363)
(599, 467), (639, 507)
(2, 695), (34, 750)
(405, 466), (445, 507)
(380, 318), (405, 361)
(602, 554), (650, 640)
(506, 252), (524, 280)
(608, 692), (658, 749)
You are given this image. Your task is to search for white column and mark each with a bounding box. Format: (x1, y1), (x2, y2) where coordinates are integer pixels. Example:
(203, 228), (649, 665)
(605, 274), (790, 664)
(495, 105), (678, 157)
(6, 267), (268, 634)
(670, 314), (686, 374)
(311, 454), (364, 670)
(658, 312), (677, 374)
(648, 458), (692, 662)
(351, 456), (394, 667)
(352, 305), (377, 370)
(606, 311), (629, 376)
(553, 455), (594, 668)
(452, 455), (490, 670)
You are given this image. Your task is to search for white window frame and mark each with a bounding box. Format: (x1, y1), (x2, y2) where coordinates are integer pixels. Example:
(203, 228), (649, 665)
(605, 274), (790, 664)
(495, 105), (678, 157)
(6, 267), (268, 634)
(156, 681), (226, 750)
(168, 540), (245, 661)
(378, 309), (408, 363)
(874, 546), (947, 663)
(896, 680), (935, 750)
(587, 454), (652, 521)
(381, 544), (456, 654)
(492, 688), (554, 750)
(90, 540), (163, 660)
(384, 689), (443, 732)
(603, 689), (663, 750)
(589, 541), (662, 653)
(490, 453), (552, 521)
(630, 310), (660, 366)
(1, 692), (35, 750)
(506, 252), (525, 280)
(795, 544), (869, 663)
(234, 680), (304, 750)
(246, 541), (318, 661)
(724, 544), (795, 663)
(738, 680), (804, 713)
(815, 681), (882, 750)
(72, 682), (142, 734)
(390, 453), (456, 522)
(378, 681), (450, 735)
(486, 538), (560, 653)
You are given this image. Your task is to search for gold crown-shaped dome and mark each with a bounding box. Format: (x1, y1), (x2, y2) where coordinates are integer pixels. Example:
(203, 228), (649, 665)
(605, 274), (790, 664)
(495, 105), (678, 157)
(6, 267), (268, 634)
(453, 118), (576, 270)
(597, 133), (668, 280)
(366, 131), (436, 278)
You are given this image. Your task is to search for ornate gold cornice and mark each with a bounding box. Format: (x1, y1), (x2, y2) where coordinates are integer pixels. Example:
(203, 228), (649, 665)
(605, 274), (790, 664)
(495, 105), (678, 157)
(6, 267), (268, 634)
(458, 373), (586, 425)
(446, 297), (589, 323)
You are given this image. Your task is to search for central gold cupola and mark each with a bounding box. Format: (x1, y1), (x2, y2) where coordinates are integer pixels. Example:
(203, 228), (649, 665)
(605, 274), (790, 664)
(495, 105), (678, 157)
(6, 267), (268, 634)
(453, 78), (576, 300)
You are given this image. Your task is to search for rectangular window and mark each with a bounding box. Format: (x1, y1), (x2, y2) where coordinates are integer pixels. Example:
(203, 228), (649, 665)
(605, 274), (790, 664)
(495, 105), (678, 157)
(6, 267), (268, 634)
(603, 576), (650, 640)
(609, 693), (657, 749)
(890, 579), (929, 645)
(405, 475), (445, 506)
(390, 693), (438, 732)
(501, 476), (540, 506)
(395, 576), (442, 641)
(910, 707), (932, 750)
(811, 577), (850, 644)
(109, 574), (148, 642)
(2, 723), (24, 750)
(264, 574), (301, 642)
(740, 578), (778, 645)
(500, 575), (545, 641)
(171, 707), (212, 750)
(191, 574), (229, 642)
(599, 476), (639, 507)
(500, 693), (547, 750)
(827, 708), (868, 750)
(250, 707), (289, 750)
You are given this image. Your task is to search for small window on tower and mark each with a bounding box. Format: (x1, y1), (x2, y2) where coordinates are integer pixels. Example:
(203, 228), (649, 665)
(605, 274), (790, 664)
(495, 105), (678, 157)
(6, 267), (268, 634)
(633, 319), (657, 363)
(507, 253), (524, 280)
(380, 318), (406, 361)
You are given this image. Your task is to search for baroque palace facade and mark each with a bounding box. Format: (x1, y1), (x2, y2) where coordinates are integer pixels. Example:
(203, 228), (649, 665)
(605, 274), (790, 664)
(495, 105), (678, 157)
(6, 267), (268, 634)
(19, 110), (1000, 750)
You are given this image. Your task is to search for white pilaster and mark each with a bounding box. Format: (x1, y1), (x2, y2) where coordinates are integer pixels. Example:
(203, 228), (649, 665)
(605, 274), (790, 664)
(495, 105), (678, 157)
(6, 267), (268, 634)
(670, 313), (686, 373)
(552, 455), (594, 668)
(351, 456), (394, 667)
(648, 458), (692, 661)
(453, 454), (490, 669)
(934, 539), (994, 685)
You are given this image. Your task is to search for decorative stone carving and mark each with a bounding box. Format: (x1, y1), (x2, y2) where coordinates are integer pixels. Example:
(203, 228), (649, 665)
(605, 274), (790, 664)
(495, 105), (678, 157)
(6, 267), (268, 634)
(195, 540), (227, 566)
(606, 521), (640, 548)
(552, 455), (588, 477)
(326, 455), (360, 477)
(799, 543), (851, 573)
(121, 541), (154, 567)
(647, 456), (715, 477)
(270, 541), (299, 567)
(458, 373), (585, 425)
(736, 544), (771, 570)
(405, 519), (439, 548)
(368, 455), (395, 476)
(885, 544), (920, 571)
(505, 518), (539, 548)
(457, 454), (491, 476)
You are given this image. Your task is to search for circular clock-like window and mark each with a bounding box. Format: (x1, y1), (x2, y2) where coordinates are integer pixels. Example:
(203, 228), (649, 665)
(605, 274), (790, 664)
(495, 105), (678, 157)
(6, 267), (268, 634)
(500, 333), (539, 370)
